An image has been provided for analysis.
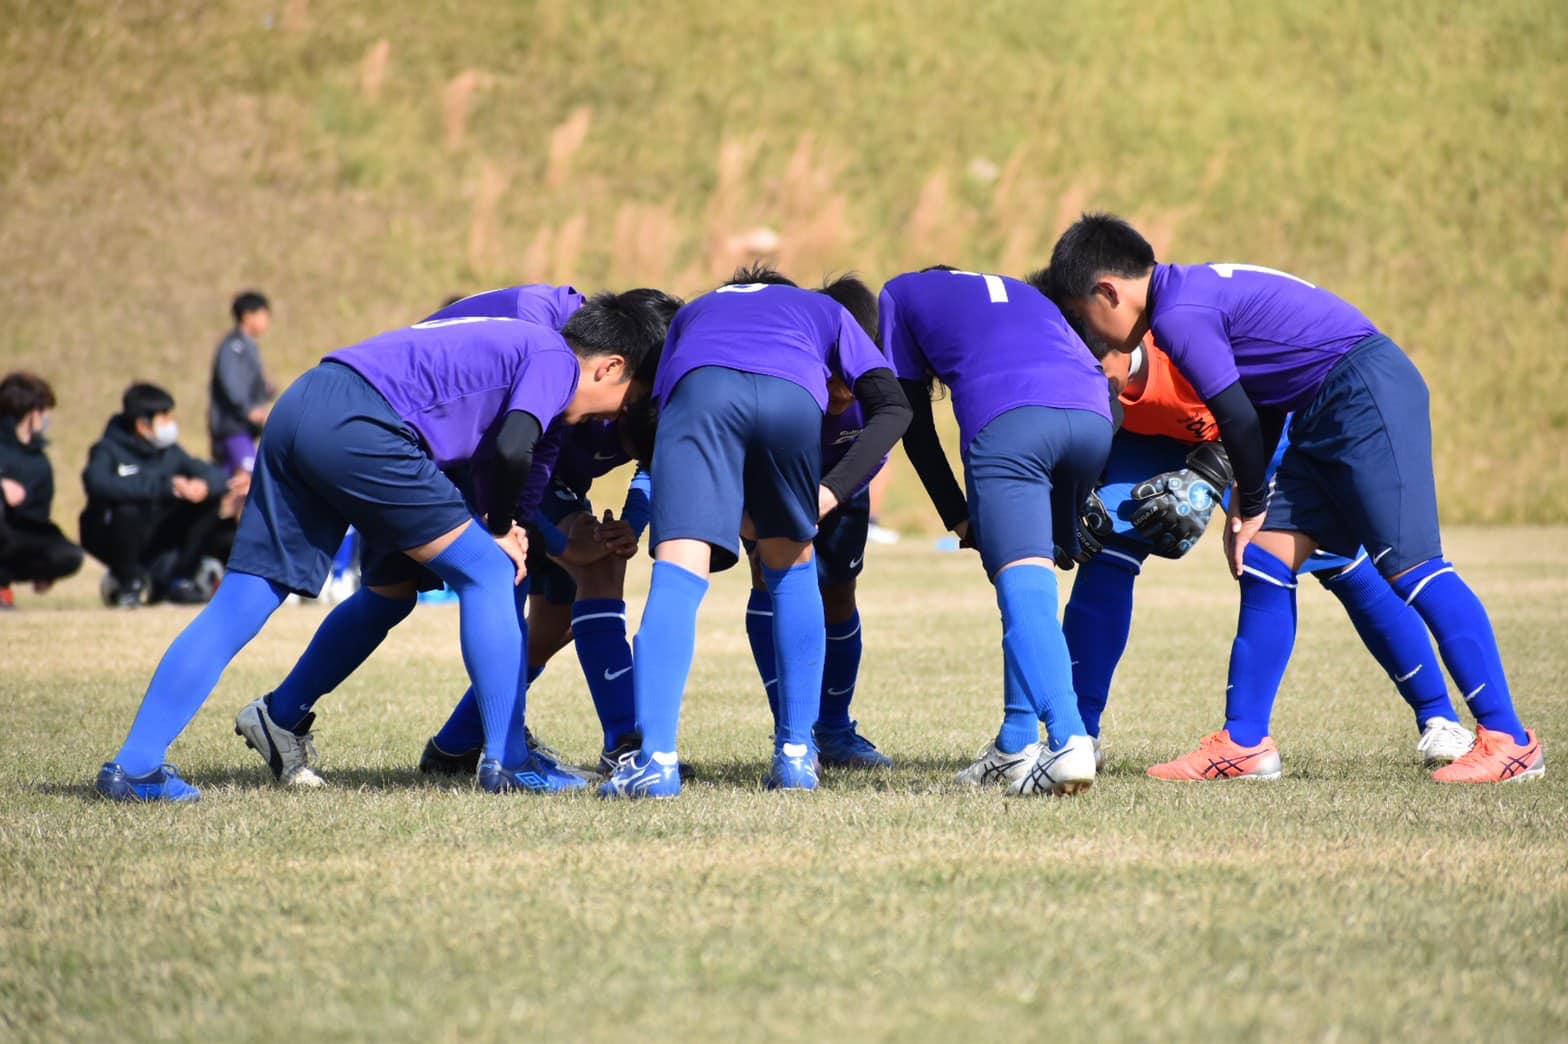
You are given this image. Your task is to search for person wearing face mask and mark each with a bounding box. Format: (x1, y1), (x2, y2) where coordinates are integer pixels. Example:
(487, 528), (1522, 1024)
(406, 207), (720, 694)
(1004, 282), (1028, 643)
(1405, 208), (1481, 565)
(80, 383), (238, 607)
(0, 372), (84, 608)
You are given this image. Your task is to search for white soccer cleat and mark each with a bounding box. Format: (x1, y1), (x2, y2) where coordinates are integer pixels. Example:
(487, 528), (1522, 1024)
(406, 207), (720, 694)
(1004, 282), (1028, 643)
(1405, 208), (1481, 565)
(955, 740), (1041, 788)
(235, 697), (326, 788)
(1008, 735), (1097, 796)
(1417, 717), (1474, 768)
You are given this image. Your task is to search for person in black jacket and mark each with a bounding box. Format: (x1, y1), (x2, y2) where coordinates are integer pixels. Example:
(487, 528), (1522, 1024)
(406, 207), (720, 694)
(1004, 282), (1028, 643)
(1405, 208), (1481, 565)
(81, 383), (239, 606)
(0, 372), (84, 607)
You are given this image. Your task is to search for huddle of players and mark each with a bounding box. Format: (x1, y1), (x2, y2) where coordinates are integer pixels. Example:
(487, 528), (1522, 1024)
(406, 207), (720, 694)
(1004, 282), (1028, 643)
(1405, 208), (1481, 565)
(92, 213), (1545, 802)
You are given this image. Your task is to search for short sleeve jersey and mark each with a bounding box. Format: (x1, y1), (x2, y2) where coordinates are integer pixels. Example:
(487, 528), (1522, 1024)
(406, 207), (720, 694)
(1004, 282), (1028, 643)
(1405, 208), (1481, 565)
(879, 269), (1111, 452)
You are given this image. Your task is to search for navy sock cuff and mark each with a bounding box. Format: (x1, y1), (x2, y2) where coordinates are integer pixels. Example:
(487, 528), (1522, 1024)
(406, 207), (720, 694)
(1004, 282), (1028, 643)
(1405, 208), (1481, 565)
(572, 598), (627, 633)
(1240, 544), (1297, 587)
(1389, 557), (1453, 602)
(747, 588), (774, 613)
(826, 612), (861, 640)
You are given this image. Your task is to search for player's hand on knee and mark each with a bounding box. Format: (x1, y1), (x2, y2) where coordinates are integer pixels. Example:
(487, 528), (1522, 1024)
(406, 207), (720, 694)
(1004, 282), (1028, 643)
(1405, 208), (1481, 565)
(494, 523), (529, 584)
(597, 509), (639, 559)
(557, 512), (610, 567)
(1223, 504), (1266, 579)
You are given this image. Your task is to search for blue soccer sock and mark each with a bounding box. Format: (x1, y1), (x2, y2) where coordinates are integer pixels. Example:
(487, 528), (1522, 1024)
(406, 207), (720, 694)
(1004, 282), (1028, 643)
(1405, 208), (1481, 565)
(997, 653), (1039, 755)
(1320, 558), (1456, 730)
(425, 526), (527, 766)
(265, 587), (415, 731)
(744, 588), (781, 727)
(633, 561), (709, 755)
(763, 560), (826, 750)
(1223, 545), (1298, 747)
(818, 612), (863, 731)
(432, 577), (532, 755)
(572, 598), (637, 749)
(1060, 553), (1142, 739)
(114, 572), (287, 776)
(995, 564), (1084, 750)
(1392, 559), (1527, 743)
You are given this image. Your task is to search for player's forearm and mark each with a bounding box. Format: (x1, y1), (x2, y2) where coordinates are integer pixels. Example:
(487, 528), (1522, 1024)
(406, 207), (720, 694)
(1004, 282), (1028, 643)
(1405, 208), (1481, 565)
(820, 369), (912, 505)
(898, 378), (968, 530)
(485, 410), (543, 535)
(1206, 382), (1271, 517)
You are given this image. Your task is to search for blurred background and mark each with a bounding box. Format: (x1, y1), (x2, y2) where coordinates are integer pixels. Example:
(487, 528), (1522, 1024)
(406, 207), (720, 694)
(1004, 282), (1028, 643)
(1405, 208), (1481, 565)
(3, 0), (1565, 534)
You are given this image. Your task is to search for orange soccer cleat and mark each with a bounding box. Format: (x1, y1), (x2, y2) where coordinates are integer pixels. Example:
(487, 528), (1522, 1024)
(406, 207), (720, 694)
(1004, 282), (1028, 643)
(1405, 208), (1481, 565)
(1146, 730), (1282, 781)
(1431, 725), (1544, 783)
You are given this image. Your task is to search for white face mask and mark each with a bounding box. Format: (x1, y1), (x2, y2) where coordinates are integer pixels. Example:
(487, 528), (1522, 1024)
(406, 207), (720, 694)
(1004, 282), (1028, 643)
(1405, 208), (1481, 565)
(33, 412), (50, 439)
(152, 419), (179, 449)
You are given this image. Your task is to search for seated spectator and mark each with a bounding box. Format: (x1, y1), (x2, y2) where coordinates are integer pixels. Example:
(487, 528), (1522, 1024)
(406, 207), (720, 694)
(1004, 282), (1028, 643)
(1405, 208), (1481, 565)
(81, 383), (239, 607)
(0, 372), (84, 607)
(209, 290), (276, 476)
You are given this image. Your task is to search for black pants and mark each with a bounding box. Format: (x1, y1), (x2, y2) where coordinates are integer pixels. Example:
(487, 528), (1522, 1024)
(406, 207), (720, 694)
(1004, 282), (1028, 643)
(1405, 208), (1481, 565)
(80, 499), (233, 588)
(0, 516), (85, 587)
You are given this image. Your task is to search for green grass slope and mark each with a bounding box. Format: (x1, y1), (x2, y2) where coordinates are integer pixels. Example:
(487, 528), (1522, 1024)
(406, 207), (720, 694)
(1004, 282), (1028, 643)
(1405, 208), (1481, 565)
(3, 0), (1566, 529)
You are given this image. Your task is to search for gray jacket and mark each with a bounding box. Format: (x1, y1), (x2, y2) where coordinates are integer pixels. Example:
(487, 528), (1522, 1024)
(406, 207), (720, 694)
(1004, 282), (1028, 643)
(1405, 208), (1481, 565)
(208, 329), (271, 441)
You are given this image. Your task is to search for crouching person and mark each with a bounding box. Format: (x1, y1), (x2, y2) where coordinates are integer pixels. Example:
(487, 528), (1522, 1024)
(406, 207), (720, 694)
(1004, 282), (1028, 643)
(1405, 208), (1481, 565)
(0, 372), (83, 606)
(80, 383), (238, 606)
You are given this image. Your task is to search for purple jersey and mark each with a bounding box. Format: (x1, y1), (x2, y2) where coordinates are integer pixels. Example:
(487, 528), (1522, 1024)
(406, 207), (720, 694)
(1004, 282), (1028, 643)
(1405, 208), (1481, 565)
(1148, 263), (1380, 412)
(326, 317), (579, 468)
(653, 283), (888, 411)
(423, 284), (585, 329)
(880, 269), (1110, 452)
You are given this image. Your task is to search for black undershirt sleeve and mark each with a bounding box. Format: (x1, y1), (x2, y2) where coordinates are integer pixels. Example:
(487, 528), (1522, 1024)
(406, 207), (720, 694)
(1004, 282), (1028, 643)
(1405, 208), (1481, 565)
(898, 378), (969, 531)
(820, 368), (913, 506)
(1205, 381), (1276, 518)
(484, 410), (543, 535)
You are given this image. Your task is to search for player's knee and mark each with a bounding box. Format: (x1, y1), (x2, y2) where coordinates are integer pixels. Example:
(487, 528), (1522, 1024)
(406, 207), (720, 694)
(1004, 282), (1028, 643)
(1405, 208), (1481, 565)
(821, 580), (857, 622)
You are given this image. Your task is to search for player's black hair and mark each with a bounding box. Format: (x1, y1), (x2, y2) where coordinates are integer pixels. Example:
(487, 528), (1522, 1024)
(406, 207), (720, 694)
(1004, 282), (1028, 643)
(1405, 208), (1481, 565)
(122, 382), (176, 421)
(561, 288), (683, 386)
(1024, 265), (1055, 301)
(231, 291), (270, 324)
(442, 294), (466, 307)
(919, 263), (957, 273)
(620, 398), (660, 467)
(1047, 213), (1156, 300)
(0, 372), (56, 420)
(725, 262), (796, 287)
(816, 273), (878, 345)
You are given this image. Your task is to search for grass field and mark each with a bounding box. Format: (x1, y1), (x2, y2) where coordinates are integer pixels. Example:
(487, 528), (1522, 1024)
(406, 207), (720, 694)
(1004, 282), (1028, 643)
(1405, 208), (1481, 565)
(2, 527), (1565, 1041)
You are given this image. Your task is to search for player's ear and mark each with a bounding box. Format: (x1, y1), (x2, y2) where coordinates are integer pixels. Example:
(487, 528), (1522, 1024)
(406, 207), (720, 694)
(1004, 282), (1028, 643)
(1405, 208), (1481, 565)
(594, 354), (629, 383)
(1095, 280), (1121, 309)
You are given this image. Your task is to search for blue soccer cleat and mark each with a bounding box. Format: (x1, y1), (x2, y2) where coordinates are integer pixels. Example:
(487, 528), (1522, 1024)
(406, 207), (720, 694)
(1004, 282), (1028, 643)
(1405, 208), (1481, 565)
(765, 746), (820, 791)
(597, 750), (682, 799)
(813, 721), (893, 769)
(474, 751), (588, 794)
(95, 762), (201, 803)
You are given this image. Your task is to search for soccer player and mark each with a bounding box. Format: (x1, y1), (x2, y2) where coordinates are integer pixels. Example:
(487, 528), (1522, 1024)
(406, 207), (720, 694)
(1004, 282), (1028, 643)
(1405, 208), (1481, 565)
(1048, 213), (1543, 783)
(884, 266), (1114, 796)
(230, 287), (674, 788)
(95, 305), (656, 802)
(742, 275), (892, 768)
(1058, 333), (1472, 772)
(599, 266), (911, 798)
(420, 416), (656, 777)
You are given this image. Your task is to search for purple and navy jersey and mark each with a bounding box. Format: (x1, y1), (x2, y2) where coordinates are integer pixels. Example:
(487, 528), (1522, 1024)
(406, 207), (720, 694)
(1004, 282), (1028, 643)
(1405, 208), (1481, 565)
(326, 318), (579, 468)
(653, 283), (889, 411)
(1148, 263), (1380, 412)
(422, 284), (585, 329)
(880, 269), (1110, 452)
(551, 419), (630, 496)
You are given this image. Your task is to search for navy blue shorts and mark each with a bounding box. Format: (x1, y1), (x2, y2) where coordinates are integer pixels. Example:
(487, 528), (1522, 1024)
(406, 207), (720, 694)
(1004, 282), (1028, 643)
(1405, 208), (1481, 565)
(228, 362), (472, 596)
(965, 406), (1114, 579)
(1265, 336), (1442, 576)
(527, 482), (595, 605)
(650, 367), (821, 573)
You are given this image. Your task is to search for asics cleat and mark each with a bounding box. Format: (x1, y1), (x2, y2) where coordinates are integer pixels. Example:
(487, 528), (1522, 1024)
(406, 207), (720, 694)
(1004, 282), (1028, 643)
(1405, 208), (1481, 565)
(765, 746), (820, 791)
(418, 737), (481, 776)
(597, 750), (683, 799)
(1431, 726), (1544, 784)
(1147, 730), (1282, 781)
(813, 720), (893, 769)
(954, 740), (1041, 788)
(475, 751), (589, 794)
(235, 697), (325, 787)
(96, 762), (201, 803)
(1416, 717), (1474, 768)
(1009, 735), (1098, 796)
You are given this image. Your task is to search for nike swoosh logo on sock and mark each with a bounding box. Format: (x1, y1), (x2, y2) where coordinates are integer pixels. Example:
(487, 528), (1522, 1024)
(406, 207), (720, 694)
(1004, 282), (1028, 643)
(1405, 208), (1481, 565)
(1395, 665), (1422, 683)
(603, 666), (632, 681)
(826, 686), (853, 696)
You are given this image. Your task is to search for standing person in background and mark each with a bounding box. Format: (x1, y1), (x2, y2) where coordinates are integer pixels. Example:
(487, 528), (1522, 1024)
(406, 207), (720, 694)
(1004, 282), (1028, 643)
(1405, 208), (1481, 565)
(80, 383), (238, 607)
(209, 291), (275, 478)
(0, 372), (83, 608)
